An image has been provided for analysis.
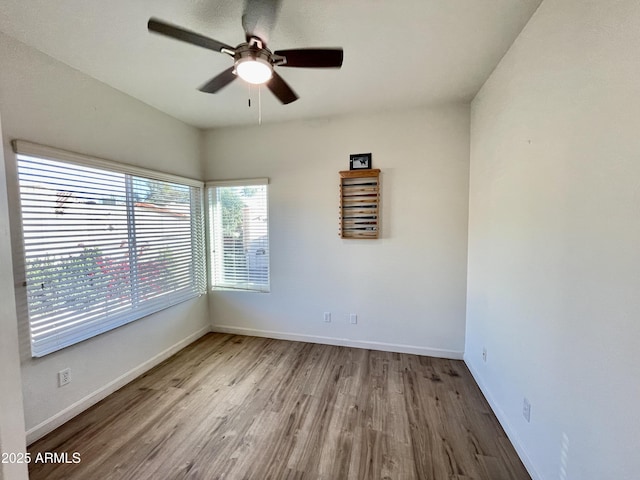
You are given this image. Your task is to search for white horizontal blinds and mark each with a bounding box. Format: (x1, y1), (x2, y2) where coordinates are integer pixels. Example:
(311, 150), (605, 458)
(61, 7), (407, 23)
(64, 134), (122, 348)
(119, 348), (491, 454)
(19, 156), (131, 355)
(208, 181), (269, 292)
(129, 177), (204, 313)
(17, 150), (205, 357)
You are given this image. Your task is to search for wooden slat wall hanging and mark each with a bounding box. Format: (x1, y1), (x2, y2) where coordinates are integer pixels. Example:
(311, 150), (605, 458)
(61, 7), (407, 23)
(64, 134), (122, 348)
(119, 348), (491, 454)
(339, 169), (381, 239)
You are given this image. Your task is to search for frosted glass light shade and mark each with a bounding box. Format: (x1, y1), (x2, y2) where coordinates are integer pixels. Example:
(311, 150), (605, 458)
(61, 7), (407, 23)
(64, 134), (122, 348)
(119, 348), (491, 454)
(236, 58), (273, 85)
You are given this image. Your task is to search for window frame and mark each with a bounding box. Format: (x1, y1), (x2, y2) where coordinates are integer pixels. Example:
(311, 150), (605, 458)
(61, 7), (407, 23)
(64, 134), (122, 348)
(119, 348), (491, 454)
(12, 140), (206, 357)
(206, 178), (270, 293)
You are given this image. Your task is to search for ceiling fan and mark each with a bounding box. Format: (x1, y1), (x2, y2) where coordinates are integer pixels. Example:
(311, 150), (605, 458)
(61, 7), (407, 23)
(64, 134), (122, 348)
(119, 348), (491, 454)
(148, 0), (344, 105)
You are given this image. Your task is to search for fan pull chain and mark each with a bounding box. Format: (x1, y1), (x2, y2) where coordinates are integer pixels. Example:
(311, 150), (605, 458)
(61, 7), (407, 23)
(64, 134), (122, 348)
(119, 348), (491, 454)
(258, 85), (262, 125)
(247, 84), (262, 125)
(246, 84), (262, 126)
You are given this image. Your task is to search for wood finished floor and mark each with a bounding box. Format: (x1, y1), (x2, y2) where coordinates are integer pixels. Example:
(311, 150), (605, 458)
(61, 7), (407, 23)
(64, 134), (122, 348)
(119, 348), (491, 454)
(28, 334), (530, 480)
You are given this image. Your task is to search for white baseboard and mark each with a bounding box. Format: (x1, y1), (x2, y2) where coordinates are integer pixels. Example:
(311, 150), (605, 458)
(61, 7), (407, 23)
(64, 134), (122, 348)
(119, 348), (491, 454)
(463, 354), (541, 480)
(211, 324), (463, 359)
(26, 326), (211, 445)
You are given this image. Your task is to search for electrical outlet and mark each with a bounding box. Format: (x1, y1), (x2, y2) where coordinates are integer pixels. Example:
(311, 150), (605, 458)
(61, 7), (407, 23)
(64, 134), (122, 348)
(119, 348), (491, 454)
(323, 312), (331, 323)
(523, 397), (531, 423)
(349, 313), (357, 324)
(482, 347), (487, 362)
(58, 368), (71, 387)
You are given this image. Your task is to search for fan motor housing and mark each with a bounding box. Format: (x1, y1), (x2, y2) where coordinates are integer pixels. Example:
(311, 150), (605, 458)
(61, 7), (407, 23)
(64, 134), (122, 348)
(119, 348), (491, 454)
(235, 39), (271, 61)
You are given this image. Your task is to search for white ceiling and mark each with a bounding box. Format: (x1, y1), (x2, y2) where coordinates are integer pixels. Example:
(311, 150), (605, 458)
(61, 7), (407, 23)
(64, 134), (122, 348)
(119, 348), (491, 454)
(0, 0), (542, 129)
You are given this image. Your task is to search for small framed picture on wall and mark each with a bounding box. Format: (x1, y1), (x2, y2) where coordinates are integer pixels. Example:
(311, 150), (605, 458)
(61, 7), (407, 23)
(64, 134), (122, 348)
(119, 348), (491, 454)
(349, 153), (372, 170)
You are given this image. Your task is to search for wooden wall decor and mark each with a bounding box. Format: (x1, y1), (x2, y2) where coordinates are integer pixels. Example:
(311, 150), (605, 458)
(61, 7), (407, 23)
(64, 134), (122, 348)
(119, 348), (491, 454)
(339, 169), (381, 239)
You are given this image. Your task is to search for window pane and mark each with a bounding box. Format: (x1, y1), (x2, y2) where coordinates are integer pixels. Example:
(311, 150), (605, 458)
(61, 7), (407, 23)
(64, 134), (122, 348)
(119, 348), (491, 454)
(209, 183), (269, 292)
(17, 153), (205, 357)
(131, 177), (199, 305)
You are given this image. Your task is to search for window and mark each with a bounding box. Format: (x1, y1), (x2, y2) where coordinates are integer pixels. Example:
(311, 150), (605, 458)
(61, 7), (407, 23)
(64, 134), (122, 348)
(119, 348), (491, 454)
(207, 179), (269, 292)
(14, 141), (206, 357)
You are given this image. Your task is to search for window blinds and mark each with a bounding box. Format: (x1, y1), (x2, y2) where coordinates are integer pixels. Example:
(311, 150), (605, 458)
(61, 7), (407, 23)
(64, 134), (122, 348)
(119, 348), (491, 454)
(14, 141), (206, 357)
(207, 180), (269, 292)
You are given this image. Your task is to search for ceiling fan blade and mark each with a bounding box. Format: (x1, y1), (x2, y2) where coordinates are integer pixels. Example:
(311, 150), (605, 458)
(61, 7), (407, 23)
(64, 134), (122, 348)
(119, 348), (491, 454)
(242, 0), (282, 44)
(266, 71), (298, 104)
(198, 67), (237, 94)
(274, 48), (344, 68)
(148, 18), (235, 53)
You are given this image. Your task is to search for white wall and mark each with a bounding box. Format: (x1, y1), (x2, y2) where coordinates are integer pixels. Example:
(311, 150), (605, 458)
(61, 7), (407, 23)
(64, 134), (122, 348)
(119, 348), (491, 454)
(466, 1), (640, 479)
(0, 32), (209, 442)
(0, 114), (28, 480)
(204, 106), (470, 358)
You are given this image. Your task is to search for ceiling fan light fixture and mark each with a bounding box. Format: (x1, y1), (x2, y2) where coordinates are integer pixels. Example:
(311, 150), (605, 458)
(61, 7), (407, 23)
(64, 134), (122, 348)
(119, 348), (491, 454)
(236, 57), (273, 85)
(148, 16), (342, 104)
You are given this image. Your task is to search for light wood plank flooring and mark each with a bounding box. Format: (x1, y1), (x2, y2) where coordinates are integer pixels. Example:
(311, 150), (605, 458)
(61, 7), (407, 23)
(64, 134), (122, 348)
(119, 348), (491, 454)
(28, 333), (530, 480)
